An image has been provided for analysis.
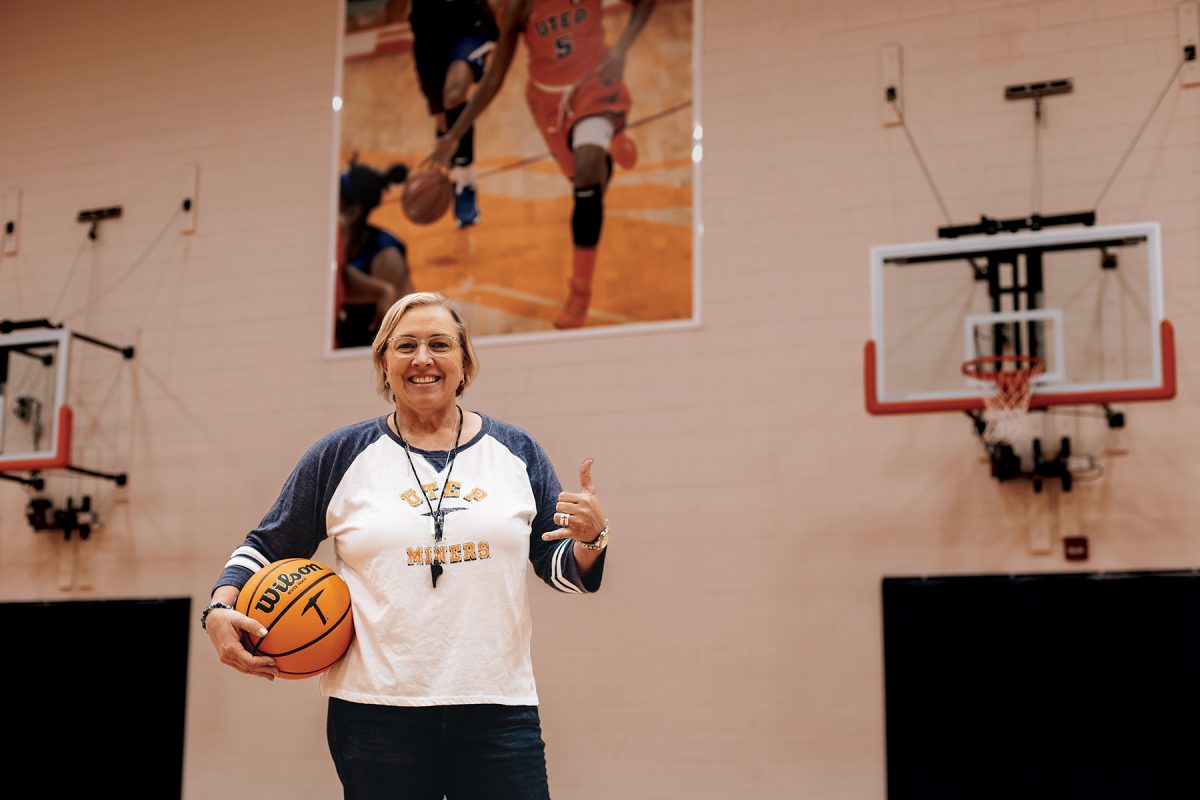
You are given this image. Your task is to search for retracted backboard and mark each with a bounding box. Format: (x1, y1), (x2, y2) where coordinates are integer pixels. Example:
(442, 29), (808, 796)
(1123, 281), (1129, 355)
(0, 328), (71, 470)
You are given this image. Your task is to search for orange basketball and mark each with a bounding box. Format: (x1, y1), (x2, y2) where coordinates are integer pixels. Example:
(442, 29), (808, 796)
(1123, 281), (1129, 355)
(236, 558), (354, 680)
(402, 168), (453, 224)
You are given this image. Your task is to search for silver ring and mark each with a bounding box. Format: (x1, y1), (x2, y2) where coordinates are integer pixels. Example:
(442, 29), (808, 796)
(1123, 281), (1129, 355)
(558, 512), (571, 527)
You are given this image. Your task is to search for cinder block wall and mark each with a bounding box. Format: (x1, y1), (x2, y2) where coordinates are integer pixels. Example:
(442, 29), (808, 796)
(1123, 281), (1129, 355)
(1, 1), (1196, 798)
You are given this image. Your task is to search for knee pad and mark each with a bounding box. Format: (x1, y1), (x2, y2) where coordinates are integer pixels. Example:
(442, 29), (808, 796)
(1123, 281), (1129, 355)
(572, 184), (604, 248)
(571, 115), (615, 150)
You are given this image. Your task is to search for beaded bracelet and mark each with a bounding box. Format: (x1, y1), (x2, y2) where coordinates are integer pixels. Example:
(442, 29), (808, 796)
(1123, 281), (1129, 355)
(200, 601), (234, 630)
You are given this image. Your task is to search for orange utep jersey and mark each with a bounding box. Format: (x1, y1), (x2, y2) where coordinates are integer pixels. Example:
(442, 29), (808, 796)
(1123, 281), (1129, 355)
(522, 0), (612, 86)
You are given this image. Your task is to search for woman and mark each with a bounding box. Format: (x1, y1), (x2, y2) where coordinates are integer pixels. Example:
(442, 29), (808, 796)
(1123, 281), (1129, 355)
(203, 292), (610, 799)
(335, 226), (399, 350)
(338, 161), (414, 347)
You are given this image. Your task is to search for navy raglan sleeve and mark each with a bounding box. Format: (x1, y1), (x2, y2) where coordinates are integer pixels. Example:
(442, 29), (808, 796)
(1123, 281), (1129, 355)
(212, 435), (340, 595)
(525, 437), (605, 594)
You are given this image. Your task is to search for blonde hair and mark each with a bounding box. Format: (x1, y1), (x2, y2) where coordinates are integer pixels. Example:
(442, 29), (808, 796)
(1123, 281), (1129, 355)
(371, 292), (479, 401)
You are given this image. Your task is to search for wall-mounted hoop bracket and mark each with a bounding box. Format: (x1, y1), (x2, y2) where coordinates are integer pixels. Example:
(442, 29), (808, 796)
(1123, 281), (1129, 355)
(76, 206), (123, 241)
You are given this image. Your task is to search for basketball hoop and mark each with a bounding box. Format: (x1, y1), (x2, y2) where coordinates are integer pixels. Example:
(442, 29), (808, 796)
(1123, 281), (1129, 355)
(962, 355), (1045, 444)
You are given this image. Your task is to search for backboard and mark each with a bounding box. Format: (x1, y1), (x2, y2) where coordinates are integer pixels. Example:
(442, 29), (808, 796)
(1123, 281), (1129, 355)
(0, 329), (72, 471)
(865, 222), (1175, 414)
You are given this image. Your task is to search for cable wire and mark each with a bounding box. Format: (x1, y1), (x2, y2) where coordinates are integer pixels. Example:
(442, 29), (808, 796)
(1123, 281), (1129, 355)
(889, 98), (954, 224)
(59, 207), (182, 323)
(50, 243), (91, 320)
(1032, 97), (1042, 214)
(1093, 56), (1186, 211)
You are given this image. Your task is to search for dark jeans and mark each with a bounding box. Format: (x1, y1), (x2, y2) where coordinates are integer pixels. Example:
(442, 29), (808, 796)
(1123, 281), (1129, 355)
(327, 698), (551, 800)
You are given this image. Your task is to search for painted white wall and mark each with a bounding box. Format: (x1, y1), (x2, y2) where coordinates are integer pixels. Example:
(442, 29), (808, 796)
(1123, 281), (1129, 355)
(1, 1), (1197, 798)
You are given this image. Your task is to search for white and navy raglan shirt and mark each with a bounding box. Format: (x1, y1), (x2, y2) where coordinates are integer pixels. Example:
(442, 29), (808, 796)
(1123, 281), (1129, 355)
(214, 414), (605, 706)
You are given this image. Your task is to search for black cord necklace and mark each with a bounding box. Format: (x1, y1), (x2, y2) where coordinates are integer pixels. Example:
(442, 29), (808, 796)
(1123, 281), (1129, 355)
(393, 406), (463, 588)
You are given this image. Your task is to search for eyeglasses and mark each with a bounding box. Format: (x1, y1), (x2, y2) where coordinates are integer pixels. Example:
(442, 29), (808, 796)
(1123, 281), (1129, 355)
(388, 335), (458, 356)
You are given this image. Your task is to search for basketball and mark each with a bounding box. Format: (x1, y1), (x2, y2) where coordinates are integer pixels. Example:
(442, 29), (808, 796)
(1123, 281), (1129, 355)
(236, 558), (354, 680)
(401, 168), (453, 224)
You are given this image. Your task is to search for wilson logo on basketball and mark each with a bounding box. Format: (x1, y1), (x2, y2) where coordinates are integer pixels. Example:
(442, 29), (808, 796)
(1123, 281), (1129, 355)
(254, 562), (326, 614)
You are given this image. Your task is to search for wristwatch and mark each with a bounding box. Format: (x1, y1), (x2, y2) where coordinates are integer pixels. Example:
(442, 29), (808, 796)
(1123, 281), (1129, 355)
(579, 521), (610, 551)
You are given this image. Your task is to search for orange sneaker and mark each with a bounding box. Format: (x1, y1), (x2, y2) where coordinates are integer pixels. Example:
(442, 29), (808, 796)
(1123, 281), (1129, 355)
(610, 132), (638, 171)
(554, 247), (597, 329)
(553, 284), (592, 329)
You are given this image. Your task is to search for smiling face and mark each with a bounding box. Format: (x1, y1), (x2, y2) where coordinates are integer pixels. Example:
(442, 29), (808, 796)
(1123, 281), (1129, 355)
(384, 304), (465, 416)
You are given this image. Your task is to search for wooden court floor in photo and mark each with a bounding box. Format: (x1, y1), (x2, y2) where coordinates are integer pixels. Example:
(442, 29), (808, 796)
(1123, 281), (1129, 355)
(341, 1), (694, 335)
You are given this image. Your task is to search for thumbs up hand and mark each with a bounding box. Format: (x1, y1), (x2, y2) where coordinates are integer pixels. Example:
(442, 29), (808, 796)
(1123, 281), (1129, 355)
(541, 458), (607, 544)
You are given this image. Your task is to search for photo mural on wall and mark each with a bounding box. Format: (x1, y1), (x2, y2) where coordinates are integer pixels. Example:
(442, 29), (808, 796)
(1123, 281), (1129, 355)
(333, 0), (696, 349)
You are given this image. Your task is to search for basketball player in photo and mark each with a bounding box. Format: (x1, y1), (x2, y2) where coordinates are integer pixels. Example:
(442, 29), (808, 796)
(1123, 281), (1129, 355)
(403, 0), (499, 228)
(430, 0), (655, 329)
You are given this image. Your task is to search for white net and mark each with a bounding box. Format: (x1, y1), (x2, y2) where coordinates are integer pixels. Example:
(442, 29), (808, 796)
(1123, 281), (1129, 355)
(964, 357), (1044, 445)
